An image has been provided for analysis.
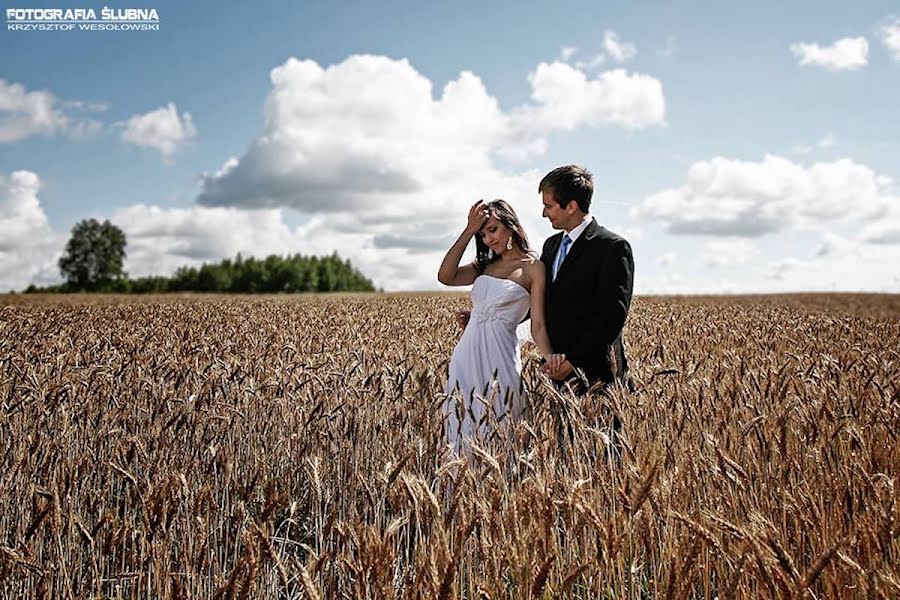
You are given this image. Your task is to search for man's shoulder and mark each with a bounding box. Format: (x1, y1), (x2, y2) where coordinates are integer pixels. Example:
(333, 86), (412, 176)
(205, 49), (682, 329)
(541, 231), (564, 250)
(589, 222), (630, 246)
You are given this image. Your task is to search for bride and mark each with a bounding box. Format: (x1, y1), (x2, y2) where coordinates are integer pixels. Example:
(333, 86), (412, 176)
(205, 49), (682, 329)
(438, 199), (563, 452)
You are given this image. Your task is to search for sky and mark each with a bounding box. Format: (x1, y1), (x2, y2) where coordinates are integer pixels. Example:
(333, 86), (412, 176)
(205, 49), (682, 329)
(2, 0), (899, 293)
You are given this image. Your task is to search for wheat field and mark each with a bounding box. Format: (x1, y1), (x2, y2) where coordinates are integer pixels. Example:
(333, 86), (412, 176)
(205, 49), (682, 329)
(1, 292), (898, 599)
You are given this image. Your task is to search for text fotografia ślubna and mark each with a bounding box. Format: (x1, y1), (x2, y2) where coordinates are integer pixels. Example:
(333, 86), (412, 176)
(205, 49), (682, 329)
(7, 8), (158, 20)
(6, 7), (160, 31)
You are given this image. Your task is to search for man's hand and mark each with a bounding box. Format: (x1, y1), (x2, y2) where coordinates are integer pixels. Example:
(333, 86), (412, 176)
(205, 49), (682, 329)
(455, 310), (470, 330)
(542, 353), (565, 374)
(544, 358), (574, 381)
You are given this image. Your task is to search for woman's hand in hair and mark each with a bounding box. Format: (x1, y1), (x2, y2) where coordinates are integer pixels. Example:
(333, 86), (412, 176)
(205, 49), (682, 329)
(465, 200), (489, 235)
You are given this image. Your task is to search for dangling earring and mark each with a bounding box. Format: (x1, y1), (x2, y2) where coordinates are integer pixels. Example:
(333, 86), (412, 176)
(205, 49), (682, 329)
(506, 236), (513, 251)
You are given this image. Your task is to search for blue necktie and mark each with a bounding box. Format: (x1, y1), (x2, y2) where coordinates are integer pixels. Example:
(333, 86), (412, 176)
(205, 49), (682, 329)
(553, 235), (571, 281)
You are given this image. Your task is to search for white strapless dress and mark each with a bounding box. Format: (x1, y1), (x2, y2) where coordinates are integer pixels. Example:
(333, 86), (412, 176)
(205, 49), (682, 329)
(444, 275), (531, 451)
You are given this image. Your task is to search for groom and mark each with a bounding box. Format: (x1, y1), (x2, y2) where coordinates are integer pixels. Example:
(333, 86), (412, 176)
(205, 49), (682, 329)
(538, 165), (634, 390)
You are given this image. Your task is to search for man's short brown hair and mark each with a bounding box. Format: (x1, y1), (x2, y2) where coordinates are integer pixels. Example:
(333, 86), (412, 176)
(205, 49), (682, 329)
(538, 165), (593, 213)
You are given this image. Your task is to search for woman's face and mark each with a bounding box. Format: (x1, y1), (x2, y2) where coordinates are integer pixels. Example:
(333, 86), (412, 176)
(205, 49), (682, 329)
(480, 215), (511, 253)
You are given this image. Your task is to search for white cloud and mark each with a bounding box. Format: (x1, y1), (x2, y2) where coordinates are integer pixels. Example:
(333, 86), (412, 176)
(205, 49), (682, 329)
(0, 171), (63, 291)
(702, 238), (759, 267)
(110, 203), (464, 290)
(611, 223), (642, 241)
(818, 133), (837, 148)
(813, 232), (856, 258)
(113, 204), (297, 266)
(881, 19), (900, 60)
(560, 46), (577, 61)
(199, 56), (506, 212)
(520, 63), (665, 131)
(61, 100), (110, 113)
(632, 155), (896, 236)
(568, 31), (637, 70)
(603, 30), (637, 63)
(656, 252), (676, 266)
(96, 199), (900, 293)
(862, 216), (900, 244)
(764, 233), (900, 292)
(766, 258), (805, 281)
(194, 53), (665, 278)
(789, 37), (868, 71)
(0, 79), (100, 143)
(574, 54), (607, 71)
(791, 133), (836, 155)
(638, 271), (685, 294)
(120, 102), (196, 162)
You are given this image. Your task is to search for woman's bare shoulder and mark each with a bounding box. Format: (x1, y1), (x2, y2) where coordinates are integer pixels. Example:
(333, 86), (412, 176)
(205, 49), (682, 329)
(522, 257), (545, 274)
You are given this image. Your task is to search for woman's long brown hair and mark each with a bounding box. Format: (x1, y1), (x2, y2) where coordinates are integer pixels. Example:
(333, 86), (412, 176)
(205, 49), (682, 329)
(474, 199), (534, 273)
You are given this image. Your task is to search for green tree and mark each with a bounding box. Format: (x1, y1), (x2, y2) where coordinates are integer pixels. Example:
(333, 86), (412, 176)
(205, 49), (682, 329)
(58, 219), (127, 290)
(196, 263), (231, 292)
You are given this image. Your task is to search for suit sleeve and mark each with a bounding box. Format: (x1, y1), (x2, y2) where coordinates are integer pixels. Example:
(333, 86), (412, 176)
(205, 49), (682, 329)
(566, 239), (634, 369)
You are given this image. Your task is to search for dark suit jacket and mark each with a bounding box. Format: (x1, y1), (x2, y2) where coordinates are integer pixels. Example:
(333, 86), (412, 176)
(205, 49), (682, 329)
(541, 219), (634, 386)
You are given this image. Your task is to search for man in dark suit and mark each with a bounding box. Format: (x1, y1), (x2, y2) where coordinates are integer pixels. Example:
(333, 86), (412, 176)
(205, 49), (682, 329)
(539, 165), (634, 390)
(538, 165), (633, 464)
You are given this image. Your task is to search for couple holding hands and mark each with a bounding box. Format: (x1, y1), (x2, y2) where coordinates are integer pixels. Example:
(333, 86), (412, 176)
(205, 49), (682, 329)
(438, 165), (635, 452)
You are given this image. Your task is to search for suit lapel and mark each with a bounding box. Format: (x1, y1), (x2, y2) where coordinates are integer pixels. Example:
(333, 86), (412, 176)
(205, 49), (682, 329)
(553, 219), (599, 283)
(543, 232), (563, 273)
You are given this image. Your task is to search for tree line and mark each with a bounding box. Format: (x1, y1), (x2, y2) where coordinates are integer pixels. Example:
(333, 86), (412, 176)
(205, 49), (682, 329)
(25, 218), (377, 293)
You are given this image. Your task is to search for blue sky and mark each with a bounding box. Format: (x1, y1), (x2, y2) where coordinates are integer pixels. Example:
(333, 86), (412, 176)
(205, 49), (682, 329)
(2, 0), (899, 292)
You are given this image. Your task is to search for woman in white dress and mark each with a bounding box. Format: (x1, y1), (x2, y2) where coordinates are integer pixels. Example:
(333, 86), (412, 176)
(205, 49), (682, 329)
(437, 199), (563, 452)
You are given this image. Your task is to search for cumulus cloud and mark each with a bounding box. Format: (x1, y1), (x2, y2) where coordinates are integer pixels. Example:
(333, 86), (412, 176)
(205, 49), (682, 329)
(0, 79), (104, 143)
(106, 197), (900, 293)
(656, 252), (676, 266)
(108, 203), (452, 290)
(789, 37), (868, 70)
(610, 223), (642, 241)
(372, 220), (458, 254)
(0, 171), (63, 291)
(120, 102), (196, 162)
(199, 56), (504, 212)
(638, 271), (685, 294)
(559, 46), (577, 61)
(814, 232), (857, 258)
(791, 133), (837, 155)
(766, 258), (805, 281)
(603, 31), (637, 63)
(194, 54), (664, 267)
(882, 19), (900, 60)
(862, 218), (900, 244)
(574, 54), (608, 72)
(632, 155), (896, 236)
(702, 238), (759, 267)
(520, 63), (664, 131)
(566, 31), (637, 71)
(763, 232), (900, 292)
(112, 204), (297, 265)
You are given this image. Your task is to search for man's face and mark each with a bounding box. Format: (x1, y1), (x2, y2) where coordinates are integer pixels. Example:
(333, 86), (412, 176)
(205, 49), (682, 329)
(541, 189), (569, 230)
